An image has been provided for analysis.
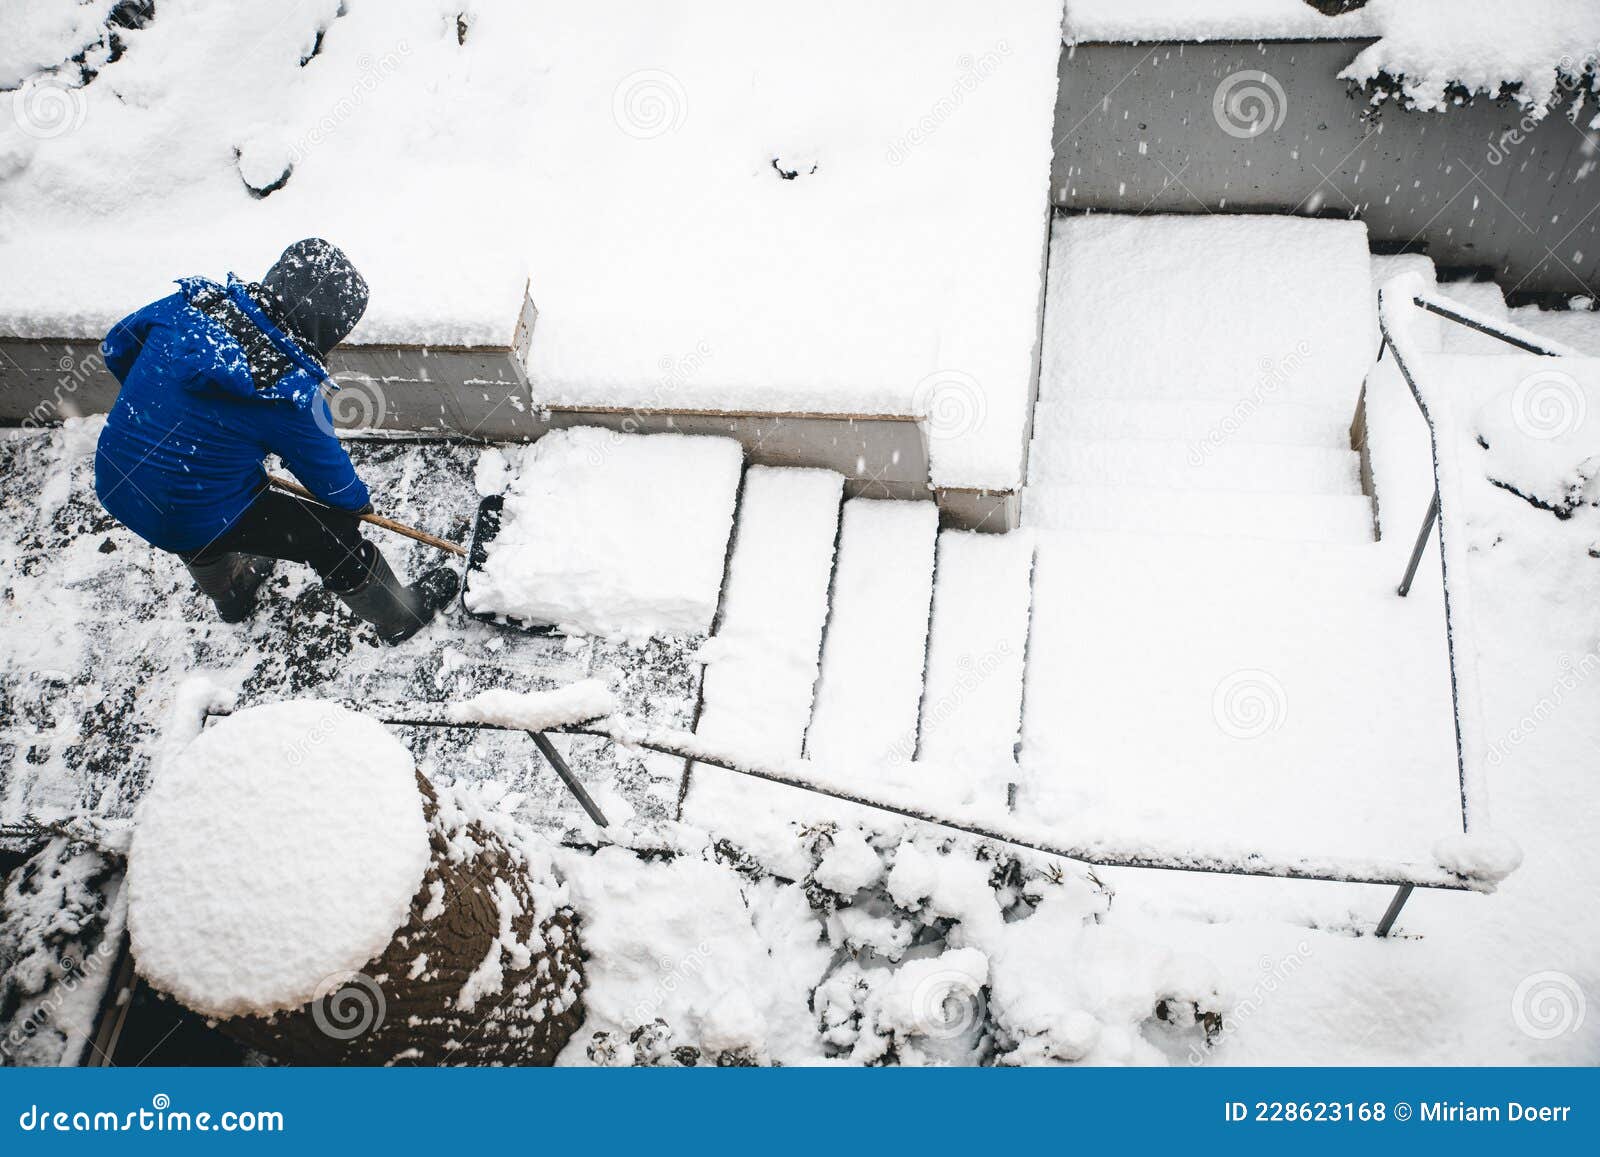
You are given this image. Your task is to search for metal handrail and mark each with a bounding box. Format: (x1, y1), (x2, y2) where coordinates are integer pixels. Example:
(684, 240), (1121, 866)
(1375, 287), (1574, 846)
(353, 708), (1479, 898)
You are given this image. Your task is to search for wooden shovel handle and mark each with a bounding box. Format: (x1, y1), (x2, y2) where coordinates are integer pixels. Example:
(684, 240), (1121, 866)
(267, 473), (468, 558)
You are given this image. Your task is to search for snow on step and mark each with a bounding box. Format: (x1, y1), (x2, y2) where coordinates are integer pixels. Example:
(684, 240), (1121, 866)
(678, 467), (847, 876)
(804, 499), (939, 770)
(1023, 485), (1374, 545)
(1031, 398), (1354, 450)
(1018, 530), (1461, 860)
(1028, 437), (1362, 497)
(692, 467), (845, 759)
(464, 428), (743, 640)
(917, 530), (1034, 771)
(1040, 214), (1376, 410)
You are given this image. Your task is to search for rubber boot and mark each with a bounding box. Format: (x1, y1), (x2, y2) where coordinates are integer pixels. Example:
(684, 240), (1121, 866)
(332, 542), (458, 645)
(185, 553), (277, 623)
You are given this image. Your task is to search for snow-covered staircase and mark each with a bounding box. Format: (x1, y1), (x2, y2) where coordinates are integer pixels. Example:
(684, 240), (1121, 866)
(671, 213), (1471, 871)
(1023, 214), (1378, 547)
(679, 480), (1032, 871)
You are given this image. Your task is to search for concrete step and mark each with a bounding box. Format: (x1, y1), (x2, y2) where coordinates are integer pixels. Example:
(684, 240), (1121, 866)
(1023, 483), (1375, 545)
(691, 465), (845, 758)
(1031, 397), (1354, 450)
(678, 465), (846, 876)
(805, 498), (940, 769)
(1026, 437), (1364, 497)
(917, 528), (1034, 769)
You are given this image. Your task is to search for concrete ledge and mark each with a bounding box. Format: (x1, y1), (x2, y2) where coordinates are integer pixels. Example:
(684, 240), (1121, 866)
(0, 287), (542, 435)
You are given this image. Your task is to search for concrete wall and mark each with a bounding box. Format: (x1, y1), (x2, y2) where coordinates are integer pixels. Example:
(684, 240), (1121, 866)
(1054, 40), (1600, 295)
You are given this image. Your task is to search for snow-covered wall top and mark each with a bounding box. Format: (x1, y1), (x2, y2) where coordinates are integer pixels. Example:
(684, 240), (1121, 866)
(1063, 0), (1377, 43)
(1065, 0), (1600, 122)
(0, 0), (1065, 492)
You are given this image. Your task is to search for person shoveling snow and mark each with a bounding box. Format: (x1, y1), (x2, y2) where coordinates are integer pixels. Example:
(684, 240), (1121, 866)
(92, 238), (457, 644)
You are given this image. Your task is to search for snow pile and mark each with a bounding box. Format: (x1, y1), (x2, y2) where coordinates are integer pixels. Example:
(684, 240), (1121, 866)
(465, 428), (743, 640)
(126, 700), (431, 1018)
(1472, 359), (1600, 516)
(1341, 0), (1600, 118)
(1433, 830), (1524, 884)
(447, 678), (617, 731)
(0, 0), (1065, 491)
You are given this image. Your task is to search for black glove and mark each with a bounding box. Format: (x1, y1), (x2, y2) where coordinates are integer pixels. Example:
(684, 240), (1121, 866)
(352, 503), (375, 517)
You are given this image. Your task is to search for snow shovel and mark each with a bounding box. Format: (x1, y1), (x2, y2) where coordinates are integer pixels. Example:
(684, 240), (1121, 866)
(457, 493), (560, 636)
(267, 473), (467, 558)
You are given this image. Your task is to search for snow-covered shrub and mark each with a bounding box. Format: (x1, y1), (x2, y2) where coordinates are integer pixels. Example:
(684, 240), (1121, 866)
(0, 837), (123, 1067)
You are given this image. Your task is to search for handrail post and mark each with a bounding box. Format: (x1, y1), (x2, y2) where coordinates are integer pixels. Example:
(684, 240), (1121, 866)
(528, 729), (611, 826)
(1375, 883), (1414, 937)
(1397, 488), (1439, 597)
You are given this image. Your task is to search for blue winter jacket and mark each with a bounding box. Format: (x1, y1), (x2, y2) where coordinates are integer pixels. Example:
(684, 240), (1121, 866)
(94, 275), (370, 554)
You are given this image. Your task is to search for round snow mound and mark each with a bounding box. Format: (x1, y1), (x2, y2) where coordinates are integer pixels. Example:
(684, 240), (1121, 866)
(127, 700), (431, 1019)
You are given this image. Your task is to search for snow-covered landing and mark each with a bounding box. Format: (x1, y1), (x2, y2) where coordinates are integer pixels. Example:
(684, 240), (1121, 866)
(1019, 215), (1460, 863)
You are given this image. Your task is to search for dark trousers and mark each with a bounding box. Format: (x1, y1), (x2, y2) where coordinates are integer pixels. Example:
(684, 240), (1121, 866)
(182, 490), (370, 590)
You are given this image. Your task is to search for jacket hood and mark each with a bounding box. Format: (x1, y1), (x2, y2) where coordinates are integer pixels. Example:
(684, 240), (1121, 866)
(259, 238), (369, 357)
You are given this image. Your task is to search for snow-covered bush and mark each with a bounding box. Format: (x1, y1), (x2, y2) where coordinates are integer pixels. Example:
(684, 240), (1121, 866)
(562, 820), (1226, 1067)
